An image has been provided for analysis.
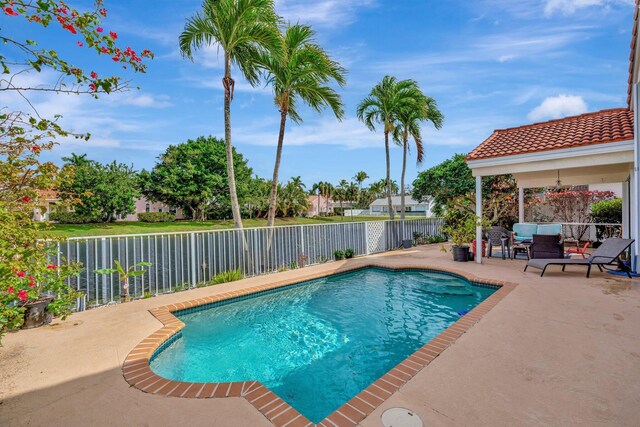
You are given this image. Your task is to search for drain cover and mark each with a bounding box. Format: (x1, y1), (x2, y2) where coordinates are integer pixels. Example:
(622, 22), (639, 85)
(381, 407), (423, 427)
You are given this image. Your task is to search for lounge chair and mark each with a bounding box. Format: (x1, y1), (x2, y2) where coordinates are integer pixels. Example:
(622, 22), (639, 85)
(524, 238), (635, 278)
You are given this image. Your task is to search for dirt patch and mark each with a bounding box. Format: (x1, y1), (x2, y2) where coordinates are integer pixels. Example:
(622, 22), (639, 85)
(0, 343), (25, 400)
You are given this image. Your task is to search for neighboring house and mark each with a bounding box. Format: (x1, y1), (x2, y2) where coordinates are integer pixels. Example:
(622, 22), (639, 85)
(34, 192), (183, 222)
(369, 196), (434, 216)
(120, 198), (184, 221)
(307, 195), (334, 216)
(33, 190), (63, 222)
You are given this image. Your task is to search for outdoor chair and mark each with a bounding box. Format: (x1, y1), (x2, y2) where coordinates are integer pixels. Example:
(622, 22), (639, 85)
(524, 238), (635, 278)
(566, 241), (591, 259)
(529, 234), (563, 259)
(485, 226), (511, 260)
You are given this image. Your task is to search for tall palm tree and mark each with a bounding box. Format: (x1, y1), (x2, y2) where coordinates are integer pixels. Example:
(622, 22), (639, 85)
(353, 170), (368, 206)
(357, 76), (423, 220)
(310, 181), (334, 215)
(179, 0), (280, 229)
(261, 24), (346, 228)
(393, 95), (443, 220)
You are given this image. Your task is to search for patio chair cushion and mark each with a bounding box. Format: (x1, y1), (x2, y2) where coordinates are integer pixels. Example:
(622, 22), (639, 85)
(530, 234), (564, 259)
(512, 223), (539, 241)
(536, 224), (563, 236)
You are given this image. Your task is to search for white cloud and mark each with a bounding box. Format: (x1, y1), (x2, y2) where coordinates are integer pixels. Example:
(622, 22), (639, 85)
(275, 0), (376, 28)
(108, 93), (173, 108)
(527, 94), (588, 121)
(544, 0), (632, 16)
(498, 54), (517, 62)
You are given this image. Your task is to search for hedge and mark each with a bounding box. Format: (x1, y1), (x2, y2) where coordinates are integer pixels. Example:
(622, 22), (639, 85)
(49, 211), (101, 224)
(137, 212), (176, 223)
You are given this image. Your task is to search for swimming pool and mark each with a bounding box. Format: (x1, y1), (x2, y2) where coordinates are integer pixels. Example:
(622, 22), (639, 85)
(149, 267), (496, 423)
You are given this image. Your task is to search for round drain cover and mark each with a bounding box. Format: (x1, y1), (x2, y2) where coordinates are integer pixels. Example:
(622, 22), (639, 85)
(381, 407), (423, 427)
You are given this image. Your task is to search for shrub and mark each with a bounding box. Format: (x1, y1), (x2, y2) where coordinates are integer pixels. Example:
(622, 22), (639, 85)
(49, 211), (101, 224)
(591, 198), (622, 241)
(138, 212), (176, 223)
(212, 269), (243, 284)
(345, 248), (355, 259)
(334, 250), (345, 260)
(426, 235), (447, 244)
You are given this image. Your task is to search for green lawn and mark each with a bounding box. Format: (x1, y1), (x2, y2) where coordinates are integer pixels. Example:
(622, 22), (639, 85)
(43, 216), (388, 238)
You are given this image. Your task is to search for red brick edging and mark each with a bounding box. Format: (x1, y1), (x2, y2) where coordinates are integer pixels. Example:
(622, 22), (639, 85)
(122, 263), (516, 427)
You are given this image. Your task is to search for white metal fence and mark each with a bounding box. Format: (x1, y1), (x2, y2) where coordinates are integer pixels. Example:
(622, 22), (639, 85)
(55, 218), (444, 309)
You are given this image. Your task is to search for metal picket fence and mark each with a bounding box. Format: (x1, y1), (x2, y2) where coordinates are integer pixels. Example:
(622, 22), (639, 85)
(54, 218), (444, 310)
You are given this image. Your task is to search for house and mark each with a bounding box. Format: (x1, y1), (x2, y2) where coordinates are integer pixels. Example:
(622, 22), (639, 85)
(369, 196), (434, 216)
(307, 195), (334, 216)
(466, 1), (640, 269)
(33, 190), (63, 221)
(34, 191), (183, 222)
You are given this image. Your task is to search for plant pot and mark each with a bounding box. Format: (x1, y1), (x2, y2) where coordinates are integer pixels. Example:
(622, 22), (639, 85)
(402, 239), (413, 249)
(21, 296), (54, 329)
(452, 246), (470, 262)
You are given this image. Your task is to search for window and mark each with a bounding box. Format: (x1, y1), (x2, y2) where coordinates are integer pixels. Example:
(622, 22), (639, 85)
(145, 203), (150, 212)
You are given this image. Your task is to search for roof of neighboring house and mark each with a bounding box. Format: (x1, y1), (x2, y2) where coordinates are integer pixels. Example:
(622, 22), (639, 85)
(466, 108), (634, 162)
(627, 0), (639, 107)
(370, 196), (428, 206)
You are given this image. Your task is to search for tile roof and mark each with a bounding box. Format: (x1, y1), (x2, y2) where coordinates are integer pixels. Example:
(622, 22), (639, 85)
(466, 108), (634, 161)
(627, 0), (639, 107)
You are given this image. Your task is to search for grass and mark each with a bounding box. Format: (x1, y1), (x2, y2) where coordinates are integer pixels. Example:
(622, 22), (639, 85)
(42, 215), (389, 238)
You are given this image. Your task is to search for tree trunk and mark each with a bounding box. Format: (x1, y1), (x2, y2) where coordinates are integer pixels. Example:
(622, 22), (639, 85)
(400, 136), (408, 221)
(384, 131), (395, 220)
(267, 108), (288, 227)
(223, 52), (243, 229)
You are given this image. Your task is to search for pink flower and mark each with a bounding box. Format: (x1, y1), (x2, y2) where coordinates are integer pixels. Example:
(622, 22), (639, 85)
(89, 83), (97, 91)
(7, 286), (14, 294)
(31, 145), (40, 153)
(29, 277), (36, 288)
(77, 41), (84, 47)
(96, 27), (103, 33)
(18, 290), (28, 301)
(3, 7), (18, 16)
(46, 264), (57, 270)
(90, 71), (98, 79)
(16, 271), (25, 278)
(22, 195), (31, 203)
(101, 46), (109, 54)
(109, 31), (118, 40)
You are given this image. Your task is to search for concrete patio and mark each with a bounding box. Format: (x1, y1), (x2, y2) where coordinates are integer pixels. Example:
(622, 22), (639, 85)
(1, 245), (639, 426)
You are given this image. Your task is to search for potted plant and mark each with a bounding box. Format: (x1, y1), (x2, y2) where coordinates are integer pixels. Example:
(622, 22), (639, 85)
(442, 215), (491, 262)
(95, 260), (152, 302)
(345, 248), (355, 259)
(334, 250), (345, 260)
(1, 208), (83, 336)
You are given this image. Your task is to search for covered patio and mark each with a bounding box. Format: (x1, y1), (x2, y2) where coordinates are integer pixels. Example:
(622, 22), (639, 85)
(467, 107), (638, 271)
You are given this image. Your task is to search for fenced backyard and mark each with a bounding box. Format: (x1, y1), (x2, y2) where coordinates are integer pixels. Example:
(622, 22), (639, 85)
(54, 218), (445, 310)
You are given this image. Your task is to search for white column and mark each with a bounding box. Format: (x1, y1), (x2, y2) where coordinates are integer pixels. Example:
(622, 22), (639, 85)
(633, 83), (640, 272)
(518, 186), (524, 224)
(622, 179), (630, 239)
(476, 175), (483, 264)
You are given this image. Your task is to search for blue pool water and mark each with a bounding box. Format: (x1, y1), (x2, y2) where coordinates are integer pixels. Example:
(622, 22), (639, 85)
(150, 267), (496, 422)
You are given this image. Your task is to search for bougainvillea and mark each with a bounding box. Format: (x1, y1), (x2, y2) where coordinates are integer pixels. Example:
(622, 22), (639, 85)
(0, 0), (152, 342)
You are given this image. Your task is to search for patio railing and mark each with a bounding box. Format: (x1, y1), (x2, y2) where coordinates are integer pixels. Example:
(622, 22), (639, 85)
(534, 222), (622, 242)
(54, 218), (445, 310)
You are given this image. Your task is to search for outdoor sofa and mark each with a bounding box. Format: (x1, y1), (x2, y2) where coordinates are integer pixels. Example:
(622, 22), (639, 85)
(524, 238), (635, 278)
(512, 223), (563, 242)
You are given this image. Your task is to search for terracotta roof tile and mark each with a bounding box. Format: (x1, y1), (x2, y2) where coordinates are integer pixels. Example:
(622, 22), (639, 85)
(466, 108), (634, 161)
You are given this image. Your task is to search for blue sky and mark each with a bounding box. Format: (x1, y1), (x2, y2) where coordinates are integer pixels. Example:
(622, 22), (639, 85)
(4, 0), (635, 188)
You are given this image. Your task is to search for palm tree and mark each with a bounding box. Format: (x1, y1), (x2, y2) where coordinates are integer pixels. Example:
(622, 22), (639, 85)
(261, 24), (346, 228)
(310, 181), (334, 215)
(393, 95), (443, 220)
(353, 170), (368, 206)
(179, 0), (280, 229)
(357, 76), (423, 220)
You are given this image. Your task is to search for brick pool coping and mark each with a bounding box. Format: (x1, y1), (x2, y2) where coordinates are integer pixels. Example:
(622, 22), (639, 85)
(122, 262), (516, 427)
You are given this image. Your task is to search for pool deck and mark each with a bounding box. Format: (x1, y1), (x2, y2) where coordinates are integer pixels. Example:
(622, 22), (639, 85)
(1, 245), (639, 426)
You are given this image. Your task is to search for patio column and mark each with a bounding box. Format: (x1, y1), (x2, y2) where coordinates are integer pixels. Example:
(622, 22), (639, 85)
(476, 175), (482, 264)
(633, 83), (640, 272)
(518, 186), (524, 223)
(622, 179), (630, 239)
